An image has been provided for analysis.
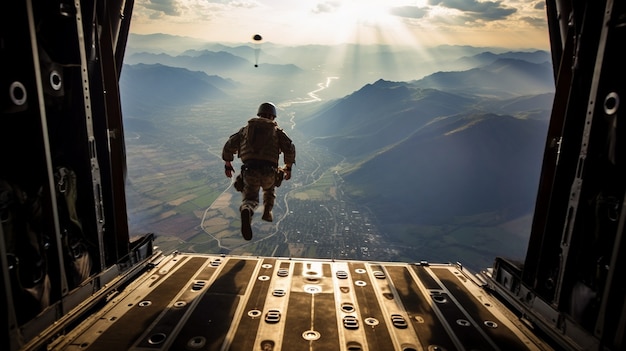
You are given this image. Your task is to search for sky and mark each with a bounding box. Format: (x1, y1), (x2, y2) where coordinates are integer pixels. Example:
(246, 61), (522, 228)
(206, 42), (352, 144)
(129, 0), (551, 50)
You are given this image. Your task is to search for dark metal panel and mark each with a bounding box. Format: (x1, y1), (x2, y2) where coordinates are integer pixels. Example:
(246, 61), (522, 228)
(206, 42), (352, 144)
(131, 258), (220, 349)
(414, 265), (442, 290)
(169, 257), (258, 351)
(228, 258), (274, 350)
(388, 265), (456, 350)
(281, 262), (340, 350)
(93, 9), (131, 263)
(522, 15), (577, 298)
(349, 262), (395, 350)
(434, 268), (531, 351)
(85, 256), (206, 351)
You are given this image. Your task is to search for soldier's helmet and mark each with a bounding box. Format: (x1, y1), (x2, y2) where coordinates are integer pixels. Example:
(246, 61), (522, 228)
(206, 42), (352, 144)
(257, 102), (277, 118)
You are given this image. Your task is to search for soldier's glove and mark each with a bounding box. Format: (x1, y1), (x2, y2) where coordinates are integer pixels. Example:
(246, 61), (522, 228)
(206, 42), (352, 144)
(274, 168), (285, 187)
(282, 165), (292, 180)
(225, 164), (235, 178)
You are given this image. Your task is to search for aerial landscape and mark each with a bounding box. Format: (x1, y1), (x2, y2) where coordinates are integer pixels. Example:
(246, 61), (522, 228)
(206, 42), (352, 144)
(120, 0), (553, 272)
(120, 36), (553, 271)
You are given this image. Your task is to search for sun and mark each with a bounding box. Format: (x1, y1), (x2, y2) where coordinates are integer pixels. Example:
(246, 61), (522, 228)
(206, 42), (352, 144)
(326, 1), (409, 45)
(346, 2), (394, 27)
(337, 1), (394, 27)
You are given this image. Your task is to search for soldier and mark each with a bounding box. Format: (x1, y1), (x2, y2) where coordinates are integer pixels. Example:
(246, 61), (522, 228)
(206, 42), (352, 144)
(222, 102), (296, 240)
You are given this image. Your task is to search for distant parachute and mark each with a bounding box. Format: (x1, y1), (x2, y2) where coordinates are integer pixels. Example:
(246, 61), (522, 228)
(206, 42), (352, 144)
(252, 34), (263, 67)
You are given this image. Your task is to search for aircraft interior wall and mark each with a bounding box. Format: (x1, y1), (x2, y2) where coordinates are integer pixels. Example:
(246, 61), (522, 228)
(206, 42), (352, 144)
(490, 1), (626, 350)
(1, 1), (151, 350)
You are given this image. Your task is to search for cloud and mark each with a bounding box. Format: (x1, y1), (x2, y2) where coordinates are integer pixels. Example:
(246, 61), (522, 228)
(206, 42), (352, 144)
(135, 0), (251, 23)
(229, 1), (259, 9)
(201, 0), (256, 5)
(128, 0), (550, 48)
(389, 6), (429, 19)
(520, 15), (547, 27)
(311, 1), (341, 14)
(428, 0), (516, 22)
(144, 0), (182, 16)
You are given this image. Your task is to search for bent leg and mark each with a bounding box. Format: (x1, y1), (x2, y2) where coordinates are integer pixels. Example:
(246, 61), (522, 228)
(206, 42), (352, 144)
(239, 170), (262, 240)
(241, 171), (262, 212)
(261, 172), (276, 221)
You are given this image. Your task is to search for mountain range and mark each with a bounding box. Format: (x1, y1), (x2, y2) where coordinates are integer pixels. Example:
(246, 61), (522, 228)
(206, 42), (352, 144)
(119, 63), (237, 116)
(298, 57), (553, 241)
(124, 33), (552, 98)
(125, 51), (303, 78)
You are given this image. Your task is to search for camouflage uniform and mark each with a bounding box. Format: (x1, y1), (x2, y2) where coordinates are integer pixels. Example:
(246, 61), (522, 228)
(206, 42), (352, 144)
(222, 116), (296, 220)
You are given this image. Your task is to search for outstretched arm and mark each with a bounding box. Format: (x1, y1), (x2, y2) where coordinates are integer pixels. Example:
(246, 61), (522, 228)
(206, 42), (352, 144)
(277, 130), (296, 180)
(222, 130), (241, 178)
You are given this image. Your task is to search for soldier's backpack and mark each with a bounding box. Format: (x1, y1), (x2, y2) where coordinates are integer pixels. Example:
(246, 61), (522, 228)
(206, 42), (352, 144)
(244, 118), (276, 153)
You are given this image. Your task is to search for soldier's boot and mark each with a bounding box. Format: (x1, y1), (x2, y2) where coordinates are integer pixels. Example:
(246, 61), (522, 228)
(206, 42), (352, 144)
(240, 207), (253, 240)
(262, 205), (273, 222)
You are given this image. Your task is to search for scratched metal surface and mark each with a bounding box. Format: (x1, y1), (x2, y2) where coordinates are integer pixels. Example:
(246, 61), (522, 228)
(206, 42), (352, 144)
(55, 254), (547, 351)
